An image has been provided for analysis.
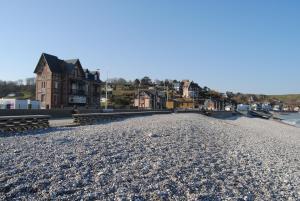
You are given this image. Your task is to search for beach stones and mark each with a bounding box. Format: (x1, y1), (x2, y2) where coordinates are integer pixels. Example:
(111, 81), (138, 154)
(0, 114), (299, 200)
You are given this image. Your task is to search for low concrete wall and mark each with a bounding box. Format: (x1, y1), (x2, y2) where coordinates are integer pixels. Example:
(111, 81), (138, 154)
(0, 109), (170, 118)
(207, 111), (238, 118)
(174, 109), (202, 113)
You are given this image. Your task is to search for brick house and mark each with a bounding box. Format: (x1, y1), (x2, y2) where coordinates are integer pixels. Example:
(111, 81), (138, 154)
(34, 53), (101, 109)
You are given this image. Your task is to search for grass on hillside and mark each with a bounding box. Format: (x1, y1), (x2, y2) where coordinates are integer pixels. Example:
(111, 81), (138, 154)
(268, 94), (300, 104)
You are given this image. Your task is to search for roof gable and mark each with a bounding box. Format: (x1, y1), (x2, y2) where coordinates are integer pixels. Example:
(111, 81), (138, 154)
(63, 59), (85, 76)
(34, 53), (62, 73)
(33, 55), (46, 73)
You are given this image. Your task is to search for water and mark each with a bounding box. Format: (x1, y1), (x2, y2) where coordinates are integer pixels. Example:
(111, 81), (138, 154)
(278, 113), (300, 128)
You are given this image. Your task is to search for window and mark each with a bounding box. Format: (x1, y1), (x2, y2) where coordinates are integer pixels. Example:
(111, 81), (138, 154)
(54, 95), (57, 105)
(74, 67), (78, 77)
(54, 81), (58, 89)
(41, 94), (45, 102)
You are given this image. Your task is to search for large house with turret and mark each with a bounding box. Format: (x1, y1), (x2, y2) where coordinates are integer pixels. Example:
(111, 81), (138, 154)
(34, 53), (101, 109)
(180, 80), (201, 98)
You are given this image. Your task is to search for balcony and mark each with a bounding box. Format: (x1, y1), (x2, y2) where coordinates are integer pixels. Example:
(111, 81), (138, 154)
(70, 89), (86, 96)
(93, 92), (100, 97)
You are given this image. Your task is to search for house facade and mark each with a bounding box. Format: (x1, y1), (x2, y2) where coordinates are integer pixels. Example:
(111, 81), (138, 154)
(204, 99), (216, 110)
(134, 90), (166, 109)
(34, 53), (101, 109)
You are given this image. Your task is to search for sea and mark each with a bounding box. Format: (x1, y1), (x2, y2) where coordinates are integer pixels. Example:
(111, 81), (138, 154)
(278, 112), (300, 128)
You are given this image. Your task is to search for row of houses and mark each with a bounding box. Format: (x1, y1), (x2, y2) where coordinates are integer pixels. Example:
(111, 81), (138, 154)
(31, 54), (222, 110)
(3, 53), (211, 110)
(3, 53), (298, 111)
(237, 103), (300, 112)
(132, 80), (227, 110)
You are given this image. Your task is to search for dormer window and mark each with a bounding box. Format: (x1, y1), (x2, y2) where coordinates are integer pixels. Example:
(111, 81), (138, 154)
(85, 72), (89, 79)
(94, 74), (97, 81)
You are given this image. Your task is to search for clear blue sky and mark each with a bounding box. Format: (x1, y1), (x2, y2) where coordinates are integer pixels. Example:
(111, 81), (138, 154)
(0, 0), (299, 94)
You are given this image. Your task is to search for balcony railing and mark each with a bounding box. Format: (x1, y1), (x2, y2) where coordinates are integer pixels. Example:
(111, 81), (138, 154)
(70, 89), (86, 96)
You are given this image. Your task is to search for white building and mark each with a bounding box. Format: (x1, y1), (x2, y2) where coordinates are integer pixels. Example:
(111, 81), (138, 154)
(237, 104), (250, 111)
(273, 105), (281, 111)
(225, 105), (234, 111)
(261, 103), (272, 111)
(0, 98), (40, 109)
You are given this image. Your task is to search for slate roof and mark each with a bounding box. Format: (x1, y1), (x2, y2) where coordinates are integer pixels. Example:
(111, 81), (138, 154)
(34, 53), (100, 82)
(33, 53), (80, 74)
(83, 69), (100, 81)
(64, 59), (79, 65)
(40, 53), (62, 73)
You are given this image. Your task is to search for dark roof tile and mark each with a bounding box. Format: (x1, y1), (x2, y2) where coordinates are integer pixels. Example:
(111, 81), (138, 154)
(41, 53), (62, 73)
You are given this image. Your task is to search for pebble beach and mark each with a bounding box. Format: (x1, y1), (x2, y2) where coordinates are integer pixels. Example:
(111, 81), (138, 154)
(0, 113), (299, 200)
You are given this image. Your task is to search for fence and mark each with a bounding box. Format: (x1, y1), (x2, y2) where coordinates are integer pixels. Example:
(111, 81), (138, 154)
(0, 108), (172, 118)
(73, 110), (172, 125)
(0, 115), (50, 132)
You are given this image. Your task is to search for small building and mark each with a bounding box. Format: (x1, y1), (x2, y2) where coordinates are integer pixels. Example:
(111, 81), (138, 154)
(273, 105), (281, 111)
(173, 82), (180, 92)
(250, 103), (261, 111)
(175, 99), (196, 109)
(225, 105), (234, 111)
(166, 98), (202, 109)
(134, 90), (166, 109)
(166, 100), (175, 109)
(283, 106), (290, 111)
(204, 99), (216, 110)
(0, 98), (40, 109)
(261, 103), (272, 111)
(237, 104), (250, 111)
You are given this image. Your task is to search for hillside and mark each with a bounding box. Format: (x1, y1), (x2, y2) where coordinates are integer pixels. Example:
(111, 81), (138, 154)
(268, 94), (300, 105)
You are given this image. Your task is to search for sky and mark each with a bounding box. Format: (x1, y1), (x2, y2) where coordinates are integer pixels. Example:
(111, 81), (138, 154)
(0, 0), (299, 95)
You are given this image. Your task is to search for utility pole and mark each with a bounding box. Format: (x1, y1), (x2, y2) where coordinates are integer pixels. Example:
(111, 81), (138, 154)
(96, 68), (100, 108)
(137, 86), (140, 110)
(105, 72), (108, 110)
(193, 90), (195, 109)
(166, 85), (169, 101)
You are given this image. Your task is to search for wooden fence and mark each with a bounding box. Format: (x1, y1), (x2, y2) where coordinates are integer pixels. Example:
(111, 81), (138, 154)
(0, 115), (50, 132)
(73, 110), (172, 125)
